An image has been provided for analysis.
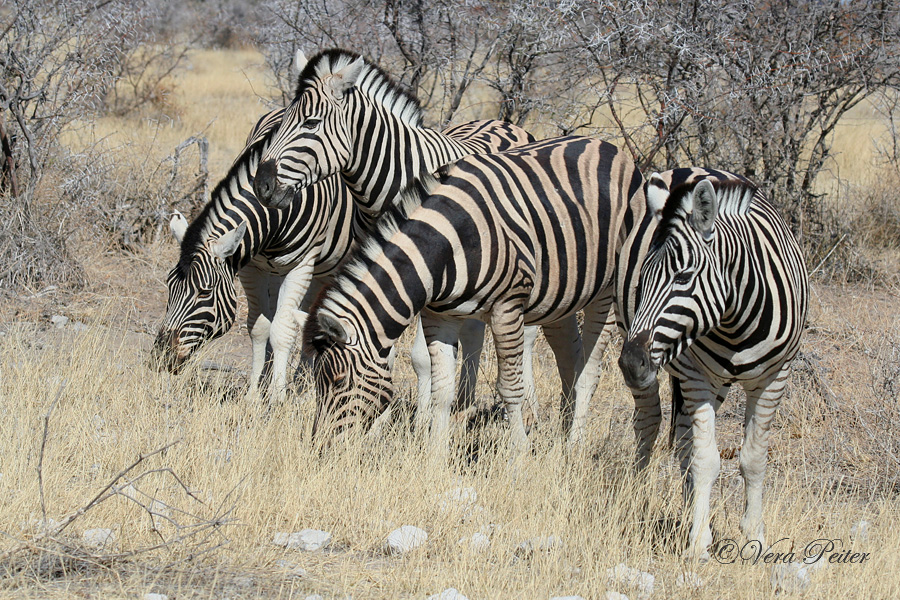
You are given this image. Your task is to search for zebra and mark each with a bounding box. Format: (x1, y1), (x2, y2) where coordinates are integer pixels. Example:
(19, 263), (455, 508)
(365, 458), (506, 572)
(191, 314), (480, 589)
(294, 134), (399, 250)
(616, 168), (809, 560)
(253, 49), (543, 430)
(301, 136), (645, 452)
(152, 107), (356, 399)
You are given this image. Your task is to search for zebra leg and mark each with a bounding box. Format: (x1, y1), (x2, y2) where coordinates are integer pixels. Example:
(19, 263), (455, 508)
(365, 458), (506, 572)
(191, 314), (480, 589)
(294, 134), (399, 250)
(411, 318), (433, 433)
(568, 298), (616, 447)
(421, 311), (462, 456)
(632, 379), (662, 470)
(679, 381), (721, 562)
(541, 315), (583, 434)
(739, 372), (786, 548)
(521, 325), (540, 428)
(455, 319), (486, 417)
(269, 255), (317, 400)
(489, 300), (529, 451)
(238, 267), (273, 399)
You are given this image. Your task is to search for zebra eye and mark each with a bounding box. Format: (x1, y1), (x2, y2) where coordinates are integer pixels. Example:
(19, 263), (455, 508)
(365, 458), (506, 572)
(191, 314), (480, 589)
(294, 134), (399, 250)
(197, 287), (213, 300)
(673, 271), (693, 285)
(301, 118), (321, 131)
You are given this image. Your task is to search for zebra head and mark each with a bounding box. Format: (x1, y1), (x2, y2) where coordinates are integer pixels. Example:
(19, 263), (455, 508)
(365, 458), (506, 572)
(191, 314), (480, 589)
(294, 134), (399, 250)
(304, 305), (393, 448)
(619, 175), (729, 390)
(255, 50), (367, 209)
(152, 212), (247, 373)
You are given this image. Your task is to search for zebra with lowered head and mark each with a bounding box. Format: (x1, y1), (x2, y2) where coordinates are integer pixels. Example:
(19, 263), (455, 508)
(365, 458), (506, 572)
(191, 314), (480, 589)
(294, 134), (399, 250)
(253, 48), (545, 430)
(152, 107), (356, 398)
(617, 168), (809, 561)
(301, 136), (644, 453)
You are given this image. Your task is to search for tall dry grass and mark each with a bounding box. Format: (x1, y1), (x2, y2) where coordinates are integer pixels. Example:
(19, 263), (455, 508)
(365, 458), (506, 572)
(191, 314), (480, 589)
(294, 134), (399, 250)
(2, 48), (900, 599)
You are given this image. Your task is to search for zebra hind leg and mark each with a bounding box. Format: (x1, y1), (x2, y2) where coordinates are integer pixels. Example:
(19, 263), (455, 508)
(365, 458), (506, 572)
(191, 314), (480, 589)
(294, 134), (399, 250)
(455, 319), (487, 422)
(488, 300), (529, 452)
(739, 372), (787, 548)
(541, 315), (583, 438)
(411, 318), (434, 433)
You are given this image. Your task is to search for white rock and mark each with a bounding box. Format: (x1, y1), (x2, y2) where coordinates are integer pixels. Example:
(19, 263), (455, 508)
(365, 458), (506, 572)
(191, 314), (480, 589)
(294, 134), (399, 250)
(551, 596), (588, 600)
(50, 315), (68, 328)
(209, 448), (233, 463)
(231, 576), (253, 588)
(437, 487), (477, 512)
(515, 535), (563, 557)
(31, 517), (59, 533)
(771, 562), (811, 595)
(82, 527), (116, 550)
(602, 593), (630, 600)
(144, 594), (169, 600)
(385, 525), (428, 555)
(676, 571), (703, 588)
(606, 564), (654, 600)
(457, 532), (490, 552)
(851, 519), (870, 542)
(273, 529), (332, 551)
(304, 595), (324, 600)
(425, 588), (469, 600)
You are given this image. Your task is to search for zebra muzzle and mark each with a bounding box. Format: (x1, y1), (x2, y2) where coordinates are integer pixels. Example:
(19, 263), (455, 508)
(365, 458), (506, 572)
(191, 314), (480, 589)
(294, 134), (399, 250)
(150, 330), (190, 374)
(254, 159), (284, 208)
(619, 331), (657, 390)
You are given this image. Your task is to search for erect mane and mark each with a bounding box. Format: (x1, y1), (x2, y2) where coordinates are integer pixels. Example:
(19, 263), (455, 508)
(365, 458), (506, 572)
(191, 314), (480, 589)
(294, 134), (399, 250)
(173, 117), (276, 277)
(296, 48), (424, 128)
(652, 172), (757, 250)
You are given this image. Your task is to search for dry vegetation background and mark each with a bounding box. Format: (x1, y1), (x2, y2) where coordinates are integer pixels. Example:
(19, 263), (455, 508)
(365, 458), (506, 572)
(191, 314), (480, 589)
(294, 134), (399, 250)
(2, 1), (900, 599)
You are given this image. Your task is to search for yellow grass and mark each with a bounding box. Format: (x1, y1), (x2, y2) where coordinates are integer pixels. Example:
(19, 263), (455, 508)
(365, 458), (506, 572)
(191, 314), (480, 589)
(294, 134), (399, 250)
(3, 48), (900, 598)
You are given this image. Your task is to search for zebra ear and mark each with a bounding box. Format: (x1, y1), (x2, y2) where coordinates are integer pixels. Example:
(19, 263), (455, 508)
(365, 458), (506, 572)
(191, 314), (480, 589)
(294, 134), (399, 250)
(646, 172), (669, 221)
(328, 56), (365, 98)
(317, 310), (352, 346)
(689, 179), (718, 242)
(170, 211), (188, 244)
(293, 49), (308, 75)
(210, 221), (247, 260)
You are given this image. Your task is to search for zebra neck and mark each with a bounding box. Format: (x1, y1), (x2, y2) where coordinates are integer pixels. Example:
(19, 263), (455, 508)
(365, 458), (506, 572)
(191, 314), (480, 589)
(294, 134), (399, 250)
(344, 108), (469, 216)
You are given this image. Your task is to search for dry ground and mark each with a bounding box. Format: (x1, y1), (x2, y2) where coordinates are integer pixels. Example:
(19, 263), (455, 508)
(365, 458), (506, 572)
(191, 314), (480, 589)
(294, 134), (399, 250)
(1, 48), (899, 599)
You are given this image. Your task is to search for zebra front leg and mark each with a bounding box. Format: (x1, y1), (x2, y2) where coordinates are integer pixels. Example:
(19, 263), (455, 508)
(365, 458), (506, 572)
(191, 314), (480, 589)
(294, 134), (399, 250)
(521, 325), (540, 428)
(269, 255), (317, 401)
(239, 267), (274, 399)
(489, 300), (529, 451)
(568, 298), (616, 447)
(739, 373), (786, 548)
(680, 383), (721, 562)
(412, 318), (434, 433)
(541, 315), (583, 435)
(422, 312), (462, 457)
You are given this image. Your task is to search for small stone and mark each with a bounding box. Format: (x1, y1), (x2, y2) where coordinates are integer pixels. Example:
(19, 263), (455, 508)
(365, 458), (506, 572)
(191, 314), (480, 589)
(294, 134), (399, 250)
(144, 594), (169, 600)
(82, 527), (116, 550)
(437, 487), (478, 513)
(273, 529), (332, 551)
(31, 518), (59, 533)
(771, 562), (811, 595)
(850, 520), (870, 543)
(425, 588), (469, 600)
(515, 535), (563, 557)
(606, 564), (654, 600)
(232, 576), (253, 589)
(384, 525), (427, 555)
(274, 559), (308, 578)
(304, 595), (324, 600)
(675, 571), (703, 589)
(551, 596), (588, 600)
(50, 315), (68, 329)
(602, 593), (630, 600)
(209, 448), (233, 463)
(71, 321), (89, 333)
(457, 532), (490, 552)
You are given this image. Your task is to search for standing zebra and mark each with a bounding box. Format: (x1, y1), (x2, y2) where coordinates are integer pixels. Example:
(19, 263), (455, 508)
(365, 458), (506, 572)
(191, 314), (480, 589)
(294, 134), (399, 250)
(152, 107), (356, 399)
(301, 136), (644, 452)
(617, 169), (809, 560)
(253, 49), (543, 429)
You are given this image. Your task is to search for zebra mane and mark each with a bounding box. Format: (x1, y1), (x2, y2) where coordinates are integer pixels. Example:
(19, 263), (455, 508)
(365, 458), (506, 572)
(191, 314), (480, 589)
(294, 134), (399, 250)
(654, 175), (757, 243)
(296, 48), (424, 128)
(173, 119), (274, 277)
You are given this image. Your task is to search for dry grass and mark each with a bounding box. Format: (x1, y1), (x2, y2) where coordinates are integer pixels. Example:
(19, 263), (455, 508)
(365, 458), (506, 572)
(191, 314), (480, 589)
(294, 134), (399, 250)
(2, 48), (900, 599)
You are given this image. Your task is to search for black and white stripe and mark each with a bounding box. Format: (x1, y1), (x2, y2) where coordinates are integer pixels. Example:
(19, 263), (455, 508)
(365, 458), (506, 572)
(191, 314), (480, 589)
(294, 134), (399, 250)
(617, 168), (809, 560)
(303, 136), (645, 452)
(152, 108), (355, 399)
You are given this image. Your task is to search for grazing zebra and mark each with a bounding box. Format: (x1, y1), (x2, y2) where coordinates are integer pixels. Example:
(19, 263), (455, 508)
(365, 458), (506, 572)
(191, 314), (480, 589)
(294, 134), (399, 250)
(616, 168), (809, 560)
(152, 107), (356, 399)
(253, 48), (542, 429)
(302, 136), (644, 452)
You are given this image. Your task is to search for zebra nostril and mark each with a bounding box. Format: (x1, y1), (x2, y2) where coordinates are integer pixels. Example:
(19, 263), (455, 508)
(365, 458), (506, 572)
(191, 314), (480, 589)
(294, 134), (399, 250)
(255, 159), (277, 202)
